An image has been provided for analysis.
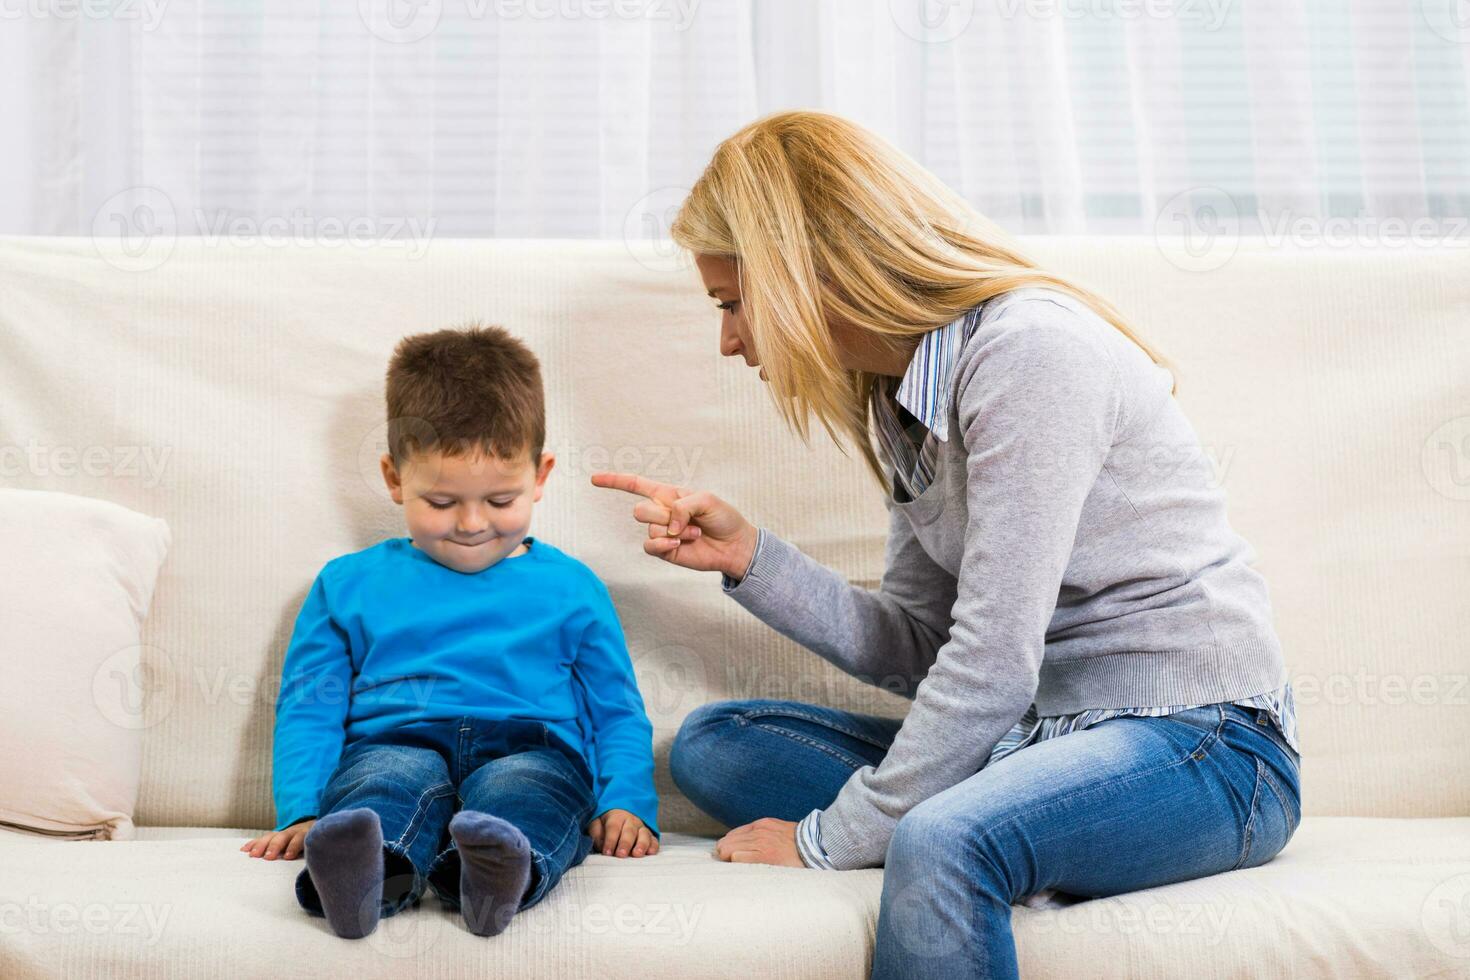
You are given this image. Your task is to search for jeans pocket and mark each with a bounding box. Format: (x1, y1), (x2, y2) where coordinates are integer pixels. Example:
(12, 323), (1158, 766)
(1159, 704), (1227, 762)
(1234, 756), (1297, 871)
(1225, 704), (1299, 766)
(1223, 709), (1301, 827)
(1259, 757), (1301, 835)
(1166, 704), (1226, 730)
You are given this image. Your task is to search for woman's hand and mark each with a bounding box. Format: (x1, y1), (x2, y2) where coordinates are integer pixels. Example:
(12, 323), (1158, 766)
(590, 472), (759, 581)
(713, 817), (804, 867)
(240, 819), (315, 860)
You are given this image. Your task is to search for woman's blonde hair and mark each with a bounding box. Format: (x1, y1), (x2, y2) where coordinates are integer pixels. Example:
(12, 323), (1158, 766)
(670, 110), (1177, 485)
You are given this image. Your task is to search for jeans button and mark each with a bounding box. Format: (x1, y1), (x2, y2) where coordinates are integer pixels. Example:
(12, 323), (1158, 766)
(1191, 750), (1206, 761)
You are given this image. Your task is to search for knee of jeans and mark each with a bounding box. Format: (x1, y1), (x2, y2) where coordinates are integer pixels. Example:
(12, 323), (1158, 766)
(669, 700), (747, 794)
(890, 798), (1015, 893)
(887, 798), (966, 870)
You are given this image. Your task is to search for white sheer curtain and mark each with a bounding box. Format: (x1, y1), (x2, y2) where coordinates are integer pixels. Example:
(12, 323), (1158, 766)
(2, 0), (1467, 242)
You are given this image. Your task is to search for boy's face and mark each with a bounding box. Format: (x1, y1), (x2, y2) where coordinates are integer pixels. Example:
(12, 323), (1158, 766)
(380, 447), (555, 574)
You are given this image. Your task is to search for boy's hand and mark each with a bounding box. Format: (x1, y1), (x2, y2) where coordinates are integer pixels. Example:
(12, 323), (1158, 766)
(240, 819), (315, 860)
(587, 809), (659, 858)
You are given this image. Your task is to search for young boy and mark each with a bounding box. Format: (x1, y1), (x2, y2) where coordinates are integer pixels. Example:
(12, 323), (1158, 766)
(242, 324), (663, 940)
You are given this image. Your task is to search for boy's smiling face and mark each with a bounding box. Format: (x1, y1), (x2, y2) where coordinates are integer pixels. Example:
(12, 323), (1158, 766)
(380, 447), (555, 574)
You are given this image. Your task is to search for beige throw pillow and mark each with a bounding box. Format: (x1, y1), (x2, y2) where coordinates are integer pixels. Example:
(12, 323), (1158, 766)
(0, 489), (171, 840)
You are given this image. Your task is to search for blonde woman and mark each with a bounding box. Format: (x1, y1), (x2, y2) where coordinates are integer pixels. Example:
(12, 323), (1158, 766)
(593, 111), (1299, 979)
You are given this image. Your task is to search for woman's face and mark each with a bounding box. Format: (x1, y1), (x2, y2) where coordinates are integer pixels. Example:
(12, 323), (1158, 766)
(693, 253), (913, 379)
(694, 254), (766, 381)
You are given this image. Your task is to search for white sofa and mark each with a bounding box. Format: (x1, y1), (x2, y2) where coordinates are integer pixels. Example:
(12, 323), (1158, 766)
(1, 235), (1467, 978)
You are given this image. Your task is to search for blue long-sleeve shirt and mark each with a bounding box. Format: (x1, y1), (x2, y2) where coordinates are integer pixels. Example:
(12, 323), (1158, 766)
(270, 536), (658, 836)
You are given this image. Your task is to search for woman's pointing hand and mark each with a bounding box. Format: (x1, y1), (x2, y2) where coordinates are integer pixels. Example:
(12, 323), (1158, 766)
(590, 471), (759, 581)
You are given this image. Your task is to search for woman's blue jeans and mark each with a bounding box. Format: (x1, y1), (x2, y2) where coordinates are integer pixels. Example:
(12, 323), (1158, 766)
(295, 716), (597, 920)
(669, 698), (1301, 980)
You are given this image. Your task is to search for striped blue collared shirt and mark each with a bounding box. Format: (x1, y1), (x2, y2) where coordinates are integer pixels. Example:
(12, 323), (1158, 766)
(793, 307), (1300, 871)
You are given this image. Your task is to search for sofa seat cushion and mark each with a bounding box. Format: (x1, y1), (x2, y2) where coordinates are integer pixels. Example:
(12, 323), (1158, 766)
(1, 818), (1466, 978)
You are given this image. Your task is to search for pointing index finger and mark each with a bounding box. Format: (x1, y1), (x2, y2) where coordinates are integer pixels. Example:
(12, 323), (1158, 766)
(590, 471), (678, 503)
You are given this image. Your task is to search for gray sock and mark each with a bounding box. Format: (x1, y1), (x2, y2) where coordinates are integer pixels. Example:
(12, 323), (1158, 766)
(449, 810), (531, 937)
(304, 808), (384, 939)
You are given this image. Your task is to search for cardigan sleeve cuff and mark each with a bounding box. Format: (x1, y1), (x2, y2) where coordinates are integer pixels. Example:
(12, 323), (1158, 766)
(794, 809), (839, 870)
(723, 528), (782, 599)
(719, 528), (800, 615)
(805, 794), (887, 870)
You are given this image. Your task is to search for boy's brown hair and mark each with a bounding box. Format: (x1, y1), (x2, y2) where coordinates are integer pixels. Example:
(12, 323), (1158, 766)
(385, 323), (544, 465)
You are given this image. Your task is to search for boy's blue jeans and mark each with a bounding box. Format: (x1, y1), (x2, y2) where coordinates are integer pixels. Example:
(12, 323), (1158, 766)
(670, 699), (1301, 980)
(295, 716), (597, 919)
